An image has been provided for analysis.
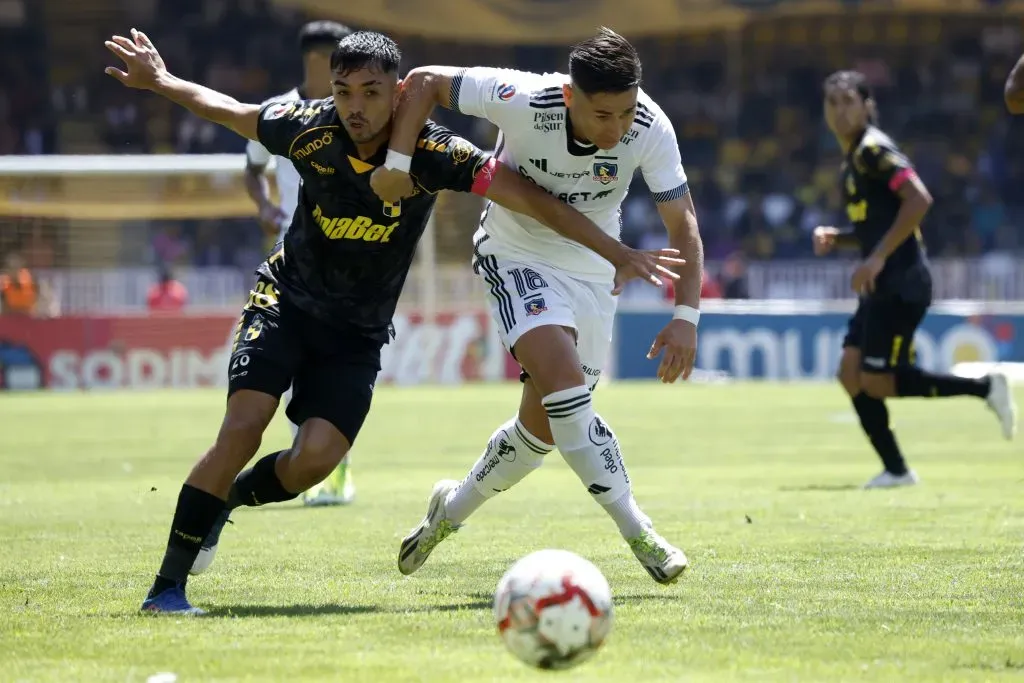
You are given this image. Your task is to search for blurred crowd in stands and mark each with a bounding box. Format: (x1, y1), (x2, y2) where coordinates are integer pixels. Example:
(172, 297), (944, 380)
(4, 0), (1024, 293)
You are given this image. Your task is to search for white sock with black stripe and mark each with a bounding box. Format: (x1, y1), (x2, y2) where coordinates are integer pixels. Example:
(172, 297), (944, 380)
(543, 386), (651, 539)
(445, 417), (553, 524)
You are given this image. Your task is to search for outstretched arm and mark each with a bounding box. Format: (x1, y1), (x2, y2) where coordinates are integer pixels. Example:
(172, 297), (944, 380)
(374, 66), (526, 200)
(479, 162), (682, 291)
(388, 66), (465, 160)
(104, 28), (260, 140)
(656, 193), (704, 314)
(408, 128), (683, 292)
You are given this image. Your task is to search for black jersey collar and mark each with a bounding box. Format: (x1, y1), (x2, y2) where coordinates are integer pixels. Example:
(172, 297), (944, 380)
(845, 125), (873, 160)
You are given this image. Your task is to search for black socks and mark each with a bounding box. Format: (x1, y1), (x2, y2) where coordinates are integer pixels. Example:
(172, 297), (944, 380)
(227, 451), (298, 510)
(852, 393), (908, 475)
(896, 368), (990, 399)
(149, 484), (225, 598)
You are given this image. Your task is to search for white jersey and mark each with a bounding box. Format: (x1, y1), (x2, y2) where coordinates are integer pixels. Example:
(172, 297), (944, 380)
(452, 67), (688, 282)
(245, 87), (302, 239)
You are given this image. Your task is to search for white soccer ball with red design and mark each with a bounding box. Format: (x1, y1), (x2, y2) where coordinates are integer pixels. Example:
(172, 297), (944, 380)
(493, 549), (613, 670)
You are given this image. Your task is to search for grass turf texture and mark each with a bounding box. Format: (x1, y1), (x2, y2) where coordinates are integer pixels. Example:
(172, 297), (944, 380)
(2, 382), (1022, 682)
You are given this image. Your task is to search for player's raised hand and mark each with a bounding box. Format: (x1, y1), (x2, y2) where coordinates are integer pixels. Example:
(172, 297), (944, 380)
(813, 226), (840, 256)
(611, 248), (685, 296)
(370, 167), (415, 203)
(104, 28), (167, 90)
(647, 319), (698, 384)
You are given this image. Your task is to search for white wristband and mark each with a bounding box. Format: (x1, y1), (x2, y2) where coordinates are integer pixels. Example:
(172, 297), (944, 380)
(384, 149), (412, 173)
(673, 305), (700, 326)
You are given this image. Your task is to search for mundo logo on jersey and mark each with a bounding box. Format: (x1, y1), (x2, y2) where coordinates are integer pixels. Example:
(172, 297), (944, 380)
(593, 161), (618, 185)
(496, 83), (516, 101)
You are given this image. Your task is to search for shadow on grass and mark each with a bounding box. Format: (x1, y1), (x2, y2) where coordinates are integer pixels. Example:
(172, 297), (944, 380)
(203, 599), (494, 618)
(779, 484), (859, 492)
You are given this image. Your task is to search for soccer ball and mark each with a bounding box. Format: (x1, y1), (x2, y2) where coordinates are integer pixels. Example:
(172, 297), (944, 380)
(493, 549), (613, 670)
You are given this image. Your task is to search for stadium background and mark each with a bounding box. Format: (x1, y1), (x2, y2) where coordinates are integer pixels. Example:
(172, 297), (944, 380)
(2, 0), (1024, 390)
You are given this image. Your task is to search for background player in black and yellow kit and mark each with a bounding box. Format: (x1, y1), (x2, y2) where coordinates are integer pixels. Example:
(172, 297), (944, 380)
(104, 29), (682, 614)
(813, 71), (1017, 490)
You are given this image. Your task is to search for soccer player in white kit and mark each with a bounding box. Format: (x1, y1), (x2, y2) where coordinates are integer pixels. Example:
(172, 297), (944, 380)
(373, 29), (703, 584)
(243, 20), (356, 507)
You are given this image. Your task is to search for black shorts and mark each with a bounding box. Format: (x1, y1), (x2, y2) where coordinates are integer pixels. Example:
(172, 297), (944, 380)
(842, 297), (928, 373)
(227, 275), (382, 444)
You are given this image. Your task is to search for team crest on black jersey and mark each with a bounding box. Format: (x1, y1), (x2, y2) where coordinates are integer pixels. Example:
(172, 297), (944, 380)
(383, 201), (402, 218)
(593, 161), (618, 185)
(451, 138), (474, 164)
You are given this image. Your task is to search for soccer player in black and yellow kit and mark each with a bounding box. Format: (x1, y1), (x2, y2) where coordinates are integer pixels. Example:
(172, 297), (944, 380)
(104, 29), (682, 613)
(814, 71), (1017, 489)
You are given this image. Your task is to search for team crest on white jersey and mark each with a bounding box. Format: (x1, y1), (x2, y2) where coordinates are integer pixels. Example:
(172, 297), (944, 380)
(592, 160), (618, 185)
(452, 66), (689, 281)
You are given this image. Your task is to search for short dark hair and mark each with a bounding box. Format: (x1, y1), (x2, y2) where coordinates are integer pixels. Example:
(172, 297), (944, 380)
(569, 27), (641, 95)
(298, 21), (352, 54)
(330, 31), (401, 76)
(824, 70), (877, 123)
(824, 70), (873, 102)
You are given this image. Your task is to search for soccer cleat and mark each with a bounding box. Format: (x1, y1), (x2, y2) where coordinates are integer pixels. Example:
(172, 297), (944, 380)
(398, 479), (461, 576)
(628, 528), (688, 585)
(190, 508), (232, 576)
(862, 469), (920, 489)
(302, 462), (356, 507)
(985, 372), (1017, 441)
(141, 585), (207, 616)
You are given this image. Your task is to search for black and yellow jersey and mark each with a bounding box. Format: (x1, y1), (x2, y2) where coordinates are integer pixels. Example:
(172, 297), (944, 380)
(254, 97), (490, 341)
(841, 125), (931, 301)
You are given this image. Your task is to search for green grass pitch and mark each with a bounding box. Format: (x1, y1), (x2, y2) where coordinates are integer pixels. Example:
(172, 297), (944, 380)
(2, 382), (1022, 682)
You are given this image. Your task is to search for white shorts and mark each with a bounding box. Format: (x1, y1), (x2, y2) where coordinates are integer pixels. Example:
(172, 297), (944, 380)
(475, 251), (615, 390)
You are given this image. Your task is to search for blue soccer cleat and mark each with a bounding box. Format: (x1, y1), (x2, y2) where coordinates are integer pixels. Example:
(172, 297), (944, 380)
(141, 585), (207, 616)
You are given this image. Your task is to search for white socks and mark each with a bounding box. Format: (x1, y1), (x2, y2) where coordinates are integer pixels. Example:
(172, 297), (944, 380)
(542, 385), (650, 539)
(444, 386), (653, 540)
(445, 417), (552, 524)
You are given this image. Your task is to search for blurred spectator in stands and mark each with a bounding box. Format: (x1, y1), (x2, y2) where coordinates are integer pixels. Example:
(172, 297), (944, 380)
(0, 252), (57, 317)
(147, 265), (188, 312)
(720, 253), (750, 300)
(151, 225), (191, 266)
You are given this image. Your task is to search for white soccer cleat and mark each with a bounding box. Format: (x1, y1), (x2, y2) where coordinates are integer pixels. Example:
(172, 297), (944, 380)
(862, 469), (920, 489)
(190, 509), (232, 575)
(985, 372), (1017, 441)
(398, 479), (461, 576)
(627, 528), (688, 585)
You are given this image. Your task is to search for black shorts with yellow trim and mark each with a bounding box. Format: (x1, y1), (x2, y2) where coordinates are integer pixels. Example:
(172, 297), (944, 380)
(227, 274), (382, 444)
(842, 297), (928, 373)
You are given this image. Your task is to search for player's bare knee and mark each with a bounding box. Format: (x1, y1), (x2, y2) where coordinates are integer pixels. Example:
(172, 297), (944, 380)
(860, 372), (895, 399)
(520, 380), (555, 445)
(837, 368), (861, 397)
(213, 408), (274, 463)
(837, 350), (862, 397)
(289, 420), (350, 487)
(514, 325), (586, 396)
